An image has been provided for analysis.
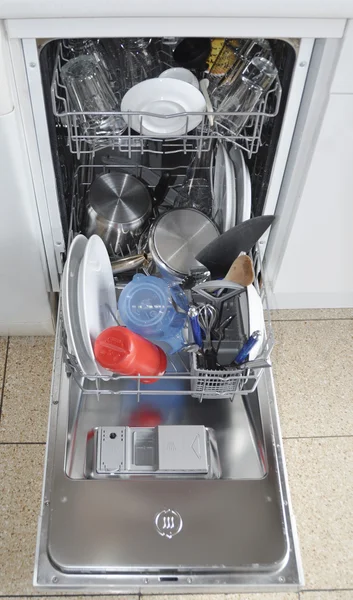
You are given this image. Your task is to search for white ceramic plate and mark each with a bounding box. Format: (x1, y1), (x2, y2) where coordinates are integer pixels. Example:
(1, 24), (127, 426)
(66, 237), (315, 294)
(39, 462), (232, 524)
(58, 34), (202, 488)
(159, 67), (199, 89)
(77, 235), (117, 376)
(229, 146), (252, 223)
(243, 161), (252, 221)
(121, 78), (206, 137)
(61, 234), (96, 375)
(222, 145), (237, 232)
(246, 284), (265, 361)
(213, 143), (236, 233)
(210, 146), (215, 200)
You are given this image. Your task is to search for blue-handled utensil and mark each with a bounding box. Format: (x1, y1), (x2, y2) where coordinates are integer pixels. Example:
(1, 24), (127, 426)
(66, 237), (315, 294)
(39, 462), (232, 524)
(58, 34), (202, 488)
(188, 306), (203, 348)
(234, 330), (261, 365)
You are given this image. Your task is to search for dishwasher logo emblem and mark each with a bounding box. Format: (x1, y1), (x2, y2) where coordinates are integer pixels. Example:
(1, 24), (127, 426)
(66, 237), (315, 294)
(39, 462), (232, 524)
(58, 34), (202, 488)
(155, 509), (183, 539)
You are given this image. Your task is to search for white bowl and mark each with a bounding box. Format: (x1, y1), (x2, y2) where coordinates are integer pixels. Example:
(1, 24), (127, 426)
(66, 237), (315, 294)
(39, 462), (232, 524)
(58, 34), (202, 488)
(159, 67), (199, 89)
(121, 78), (206, 137)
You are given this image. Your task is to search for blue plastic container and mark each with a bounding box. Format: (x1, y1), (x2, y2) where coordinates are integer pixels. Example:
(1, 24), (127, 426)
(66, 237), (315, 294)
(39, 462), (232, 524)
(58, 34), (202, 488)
(118, 274), (188, 354)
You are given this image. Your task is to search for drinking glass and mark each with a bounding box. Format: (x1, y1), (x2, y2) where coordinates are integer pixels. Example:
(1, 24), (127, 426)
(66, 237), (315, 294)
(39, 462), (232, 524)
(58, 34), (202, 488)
(209, 39), (273, 108)
(174, 179), (213, 215)
(121, 38), (153, 50)
(174, 147), (213, 215)
(60, 54), (126, 140)
(65, 39), (125, 101)
(215, 56), (277, 135)
(99, 39), (127, 97)
(120, 39), (161, 82)
(64, 39), (105, 60)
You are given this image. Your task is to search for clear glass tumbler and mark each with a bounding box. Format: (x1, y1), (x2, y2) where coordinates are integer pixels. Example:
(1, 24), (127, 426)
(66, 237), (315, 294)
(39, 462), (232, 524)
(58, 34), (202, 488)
(60, 54), (126, 141)
(174, 147), (213, 215)
(215, 56), (277, 135)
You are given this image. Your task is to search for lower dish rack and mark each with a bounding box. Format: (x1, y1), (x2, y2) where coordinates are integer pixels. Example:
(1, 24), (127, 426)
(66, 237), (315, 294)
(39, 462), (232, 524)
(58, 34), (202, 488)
(61, 247), (273, 402)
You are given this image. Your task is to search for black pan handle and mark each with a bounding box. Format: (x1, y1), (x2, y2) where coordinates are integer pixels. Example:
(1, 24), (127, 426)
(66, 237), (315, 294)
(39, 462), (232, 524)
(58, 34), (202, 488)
(153, 171), (171, 208)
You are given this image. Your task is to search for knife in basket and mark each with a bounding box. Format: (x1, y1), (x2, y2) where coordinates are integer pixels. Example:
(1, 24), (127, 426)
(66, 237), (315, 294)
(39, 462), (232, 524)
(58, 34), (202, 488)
(196, 215), (275, 278)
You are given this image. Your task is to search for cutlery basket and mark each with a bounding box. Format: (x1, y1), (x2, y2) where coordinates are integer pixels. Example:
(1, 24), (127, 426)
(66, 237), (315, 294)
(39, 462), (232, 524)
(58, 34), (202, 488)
(190, 344), (271, 398)
(189, 281), (273, 399)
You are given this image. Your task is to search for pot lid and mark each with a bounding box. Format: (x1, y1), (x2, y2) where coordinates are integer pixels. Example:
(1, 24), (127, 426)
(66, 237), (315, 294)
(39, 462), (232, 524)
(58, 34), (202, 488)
(152, 208), (219, 276)
(89, 172), (151, 225)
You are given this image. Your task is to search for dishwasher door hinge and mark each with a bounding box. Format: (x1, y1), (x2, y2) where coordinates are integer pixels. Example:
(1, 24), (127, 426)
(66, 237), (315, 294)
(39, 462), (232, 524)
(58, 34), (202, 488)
(54, 244), (66, 278)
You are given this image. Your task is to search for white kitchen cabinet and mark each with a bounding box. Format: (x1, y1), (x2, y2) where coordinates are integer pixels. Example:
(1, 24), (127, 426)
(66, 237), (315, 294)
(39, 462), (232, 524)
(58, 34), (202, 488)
(0, 111), (54, 335)
(268, 93), (353, 309)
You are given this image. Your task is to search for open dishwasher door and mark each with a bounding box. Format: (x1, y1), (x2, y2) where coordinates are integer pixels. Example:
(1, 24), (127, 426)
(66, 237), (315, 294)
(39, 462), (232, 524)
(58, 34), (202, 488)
(34, 320), (302, 593)
(33, 36), (303, 593)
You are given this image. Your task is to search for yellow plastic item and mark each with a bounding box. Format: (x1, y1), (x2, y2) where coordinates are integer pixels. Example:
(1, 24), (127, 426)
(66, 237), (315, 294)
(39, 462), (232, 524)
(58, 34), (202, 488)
(207, 38), (241, 74)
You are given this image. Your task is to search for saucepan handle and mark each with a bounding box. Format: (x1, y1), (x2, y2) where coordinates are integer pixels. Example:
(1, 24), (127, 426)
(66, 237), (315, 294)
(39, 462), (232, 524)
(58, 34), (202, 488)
(153, 171), (171, 208)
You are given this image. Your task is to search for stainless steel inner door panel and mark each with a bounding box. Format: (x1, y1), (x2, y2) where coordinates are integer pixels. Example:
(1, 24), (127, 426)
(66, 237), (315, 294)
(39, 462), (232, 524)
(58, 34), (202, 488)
(34, 323), (302, 592)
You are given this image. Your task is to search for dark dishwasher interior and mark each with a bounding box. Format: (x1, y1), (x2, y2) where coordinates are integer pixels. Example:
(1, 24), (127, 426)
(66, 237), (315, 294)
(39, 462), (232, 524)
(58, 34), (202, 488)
(39, 37), (296, 243)
(38, 37), (295, 482)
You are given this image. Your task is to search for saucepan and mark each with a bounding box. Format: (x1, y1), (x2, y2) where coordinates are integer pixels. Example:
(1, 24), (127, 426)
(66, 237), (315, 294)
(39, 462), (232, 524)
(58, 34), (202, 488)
(111, 207), (219, 279)
(148, 208), (219, 282)
(83, 171), (169, 256)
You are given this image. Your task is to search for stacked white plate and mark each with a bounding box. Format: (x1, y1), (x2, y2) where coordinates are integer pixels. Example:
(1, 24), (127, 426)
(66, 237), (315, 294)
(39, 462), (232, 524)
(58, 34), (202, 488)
(229, 146), (252, 224)
(213, 142), (237, 233)
(61, 234), (117, 377)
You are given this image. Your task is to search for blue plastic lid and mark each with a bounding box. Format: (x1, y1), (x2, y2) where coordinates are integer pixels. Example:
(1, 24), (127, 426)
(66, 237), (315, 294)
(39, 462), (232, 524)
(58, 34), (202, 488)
(118, 274), (187, 348)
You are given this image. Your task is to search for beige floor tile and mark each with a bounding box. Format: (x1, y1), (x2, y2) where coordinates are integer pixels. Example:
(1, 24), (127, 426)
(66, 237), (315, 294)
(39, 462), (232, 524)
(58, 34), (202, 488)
(228, 594), (299, 599)
(0, 336), (54, 442)
(284, 437), (353, 590)
(144, 593), (298, 600)
(271, 308), (353, 321)
(271, 320), (353, 437)
(0, 444), (45, 595)
(142, 596), (225, 600)
(1, 597), (137, 599)
(300, 592), (353, 599)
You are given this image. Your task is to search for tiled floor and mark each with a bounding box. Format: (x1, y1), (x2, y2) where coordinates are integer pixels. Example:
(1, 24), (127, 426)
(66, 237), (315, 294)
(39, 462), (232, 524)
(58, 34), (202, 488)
(0, 312), (352, 599)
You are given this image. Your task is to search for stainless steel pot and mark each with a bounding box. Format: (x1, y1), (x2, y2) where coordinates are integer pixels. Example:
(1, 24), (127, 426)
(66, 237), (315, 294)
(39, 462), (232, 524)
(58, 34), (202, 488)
(148, 208), (219, 280)
(84, 172), (152, 256)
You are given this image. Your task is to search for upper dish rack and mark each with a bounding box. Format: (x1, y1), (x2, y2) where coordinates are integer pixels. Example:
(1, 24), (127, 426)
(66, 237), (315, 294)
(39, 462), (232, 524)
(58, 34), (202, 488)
(51, 41), (282, 160)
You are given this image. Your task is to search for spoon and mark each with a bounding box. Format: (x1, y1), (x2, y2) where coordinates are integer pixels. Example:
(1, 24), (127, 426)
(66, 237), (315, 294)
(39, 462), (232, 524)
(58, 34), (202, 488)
(200, 79), (214, 127)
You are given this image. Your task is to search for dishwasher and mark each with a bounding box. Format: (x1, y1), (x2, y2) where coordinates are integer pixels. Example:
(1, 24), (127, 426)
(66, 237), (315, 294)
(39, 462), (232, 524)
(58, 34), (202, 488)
(33, 36), (303, 593)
